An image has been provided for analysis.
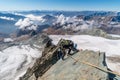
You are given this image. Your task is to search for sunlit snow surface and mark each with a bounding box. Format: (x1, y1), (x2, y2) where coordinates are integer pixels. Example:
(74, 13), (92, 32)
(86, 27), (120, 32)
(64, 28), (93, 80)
(49, 35), (120, 74)
(0, 45), (42, 80)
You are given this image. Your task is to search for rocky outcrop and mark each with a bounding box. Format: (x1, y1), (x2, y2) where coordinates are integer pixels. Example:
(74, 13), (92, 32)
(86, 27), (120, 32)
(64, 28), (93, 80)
(38, 50), (111, 80)
(43, 28), (120, 40)
(19, 40), (119, 80)
(19, 43), (58, 80)
(0, 33), (49, 51)
(100, 26), (120, 35)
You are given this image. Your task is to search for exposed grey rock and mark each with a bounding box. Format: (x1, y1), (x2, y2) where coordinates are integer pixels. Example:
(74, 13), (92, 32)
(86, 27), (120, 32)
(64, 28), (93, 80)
(38, 50), (110, 80)
(19, 44), (58, 80)
(28, 74), (36, 80)
(0, 33), (50, 51)
(76, 29), (120, 40)
(20, 46), (119, 80)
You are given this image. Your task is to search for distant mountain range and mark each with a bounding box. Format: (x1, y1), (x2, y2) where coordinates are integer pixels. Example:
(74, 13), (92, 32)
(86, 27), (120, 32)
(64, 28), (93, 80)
(0, 10), (120, 38)
(15, 10), (117, 16)
(0, 12), (25, 34)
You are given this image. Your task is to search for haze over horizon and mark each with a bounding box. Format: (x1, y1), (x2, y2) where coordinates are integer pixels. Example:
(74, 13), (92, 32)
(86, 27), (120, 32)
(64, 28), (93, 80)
(0, 0), (120, 11)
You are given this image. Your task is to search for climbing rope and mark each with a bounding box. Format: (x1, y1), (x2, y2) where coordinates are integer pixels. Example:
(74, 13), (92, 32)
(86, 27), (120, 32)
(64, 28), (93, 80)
(67, 54), (120, 77)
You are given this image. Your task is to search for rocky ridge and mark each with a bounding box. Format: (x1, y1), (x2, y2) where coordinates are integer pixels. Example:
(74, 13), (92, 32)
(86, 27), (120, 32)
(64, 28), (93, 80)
(20, 38), (120, 80)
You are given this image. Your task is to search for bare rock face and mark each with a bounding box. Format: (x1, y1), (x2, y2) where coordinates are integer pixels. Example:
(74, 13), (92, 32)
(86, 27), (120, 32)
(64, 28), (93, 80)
(38, 50), (110, 80)
(19, 44), (58, 80)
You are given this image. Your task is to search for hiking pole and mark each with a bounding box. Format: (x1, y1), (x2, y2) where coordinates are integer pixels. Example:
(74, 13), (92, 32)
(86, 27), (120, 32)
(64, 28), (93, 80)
(67, 54), (120, 77)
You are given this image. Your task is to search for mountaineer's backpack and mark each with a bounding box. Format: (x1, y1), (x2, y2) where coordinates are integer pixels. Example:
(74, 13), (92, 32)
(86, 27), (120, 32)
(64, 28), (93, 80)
(60, 39), (73, 46)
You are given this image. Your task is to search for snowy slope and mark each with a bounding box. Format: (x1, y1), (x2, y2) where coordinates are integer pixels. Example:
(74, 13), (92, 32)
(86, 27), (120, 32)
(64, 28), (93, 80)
(49, 35), (120, 74)
(0, 45), (42, 80)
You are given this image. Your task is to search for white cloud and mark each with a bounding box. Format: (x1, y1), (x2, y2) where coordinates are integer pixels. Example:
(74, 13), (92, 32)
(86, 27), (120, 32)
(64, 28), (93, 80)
(56, 14), (66, 25)
(0, 16), (15, 21)
(55, 14), (77, 25)
(0, 45), (42, 80)
(4, 38), (14, 42)
(15, 14), (46, 30)
(15, 14), (95, 31)
(15, 18), (33, 29)
(26, 14), (45, 21)
(13, 12), (25, 16)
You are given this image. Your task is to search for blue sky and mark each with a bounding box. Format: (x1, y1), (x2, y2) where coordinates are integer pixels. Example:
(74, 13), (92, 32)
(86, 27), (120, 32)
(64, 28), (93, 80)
(0, 0), (120, 11)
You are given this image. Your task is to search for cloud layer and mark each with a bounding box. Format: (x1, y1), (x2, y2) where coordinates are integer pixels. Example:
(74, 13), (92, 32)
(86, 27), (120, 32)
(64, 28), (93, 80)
(15, 14), (46, 30)
(0, 16), (15, 21)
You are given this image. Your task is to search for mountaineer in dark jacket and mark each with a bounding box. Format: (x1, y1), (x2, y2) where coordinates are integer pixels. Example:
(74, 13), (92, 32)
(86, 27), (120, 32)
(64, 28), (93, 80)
(58, 39), (78, 60)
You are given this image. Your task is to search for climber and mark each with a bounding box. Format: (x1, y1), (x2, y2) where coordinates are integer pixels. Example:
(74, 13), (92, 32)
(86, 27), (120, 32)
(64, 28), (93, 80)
(58, 39), (79, 60)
